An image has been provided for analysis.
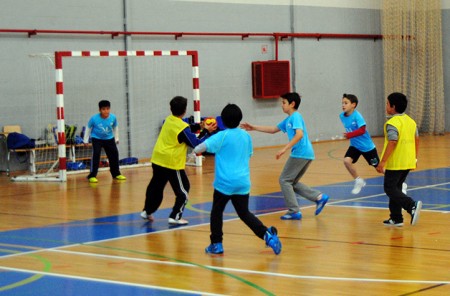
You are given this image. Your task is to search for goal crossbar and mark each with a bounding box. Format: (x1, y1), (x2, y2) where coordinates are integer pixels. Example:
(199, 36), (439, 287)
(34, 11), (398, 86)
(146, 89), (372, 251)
(13, 50), (201, 182)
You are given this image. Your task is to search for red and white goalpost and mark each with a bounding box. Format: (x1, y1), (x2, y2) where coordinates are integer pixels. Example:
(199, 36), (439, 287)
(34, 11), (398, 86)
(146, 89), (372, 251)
(13, 50), (202, 182)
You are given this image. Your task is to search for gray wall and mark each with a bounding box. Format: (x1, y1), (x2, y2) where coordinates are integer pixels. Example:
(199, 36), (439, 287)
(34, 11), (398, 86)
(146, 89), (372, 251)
(0, 0), (448, 171)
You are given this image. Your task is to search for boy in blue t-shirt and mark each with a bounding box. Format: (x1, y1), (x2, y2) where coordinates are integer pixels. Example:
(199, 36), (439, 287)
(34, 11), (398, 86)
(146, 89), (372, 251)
(83, 100), (125, 183)
(340, 93), (379, 194)
(194, 104), (281, 255)
(241, 92), (329, 220)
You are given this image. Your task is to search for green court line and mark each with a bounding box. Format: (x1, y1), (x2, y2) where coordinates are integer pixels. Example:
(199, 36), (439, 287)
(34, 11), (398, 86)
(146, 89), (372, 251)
(0, 249), (52, 292)
(87, 243), (276, 296)
(1, 237), (275, 295)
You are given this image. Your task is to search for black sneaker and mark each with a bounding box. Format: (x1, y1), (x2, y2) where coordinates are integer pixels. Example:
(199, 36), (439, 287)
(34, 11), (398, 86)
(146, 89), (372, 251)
(411, 201), (422, 226)
(383, 219), (403, 227)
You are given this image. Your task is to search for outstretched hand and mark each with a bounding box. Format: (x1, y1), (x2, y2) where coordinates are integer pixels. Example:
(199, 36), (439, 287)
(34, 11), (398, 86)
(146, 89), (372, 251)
(240, 122), (254, 131)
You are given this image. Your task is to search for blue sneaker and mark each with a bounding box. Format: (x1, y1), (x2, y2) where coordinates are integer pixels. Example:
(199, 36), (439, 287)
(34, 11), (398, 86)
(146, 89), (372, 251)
(280, 212), (302, 220)
(264, 226), (282, 255)
(205, 243), (224, 254)
(315, 194), (329, 215)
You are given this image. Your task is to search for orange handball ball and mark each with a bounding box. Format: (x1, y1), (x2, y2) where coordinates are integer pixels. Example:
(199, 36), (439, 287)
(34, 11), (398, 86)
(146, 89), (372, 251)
(205, 117), (216, 125)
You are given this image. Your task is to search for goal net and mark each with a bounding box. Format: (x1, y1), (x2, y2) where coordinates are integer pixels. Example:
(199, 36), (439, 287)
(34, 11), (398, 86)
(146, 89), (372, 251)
(382, 0), (445, 134)
(16, 50), (201, 182)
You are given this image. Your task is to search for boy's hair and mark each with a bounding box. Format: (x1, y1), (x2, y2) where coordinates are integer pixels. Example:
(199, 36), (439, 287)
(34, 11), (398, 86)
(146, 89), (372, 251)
(387, 92), (408, 113)
(343, 93), (358, 106)
(221, 103), (242, 128)
(170, 96), (188, 116)
(99, 100), (111, 109)
(281, 92), (301, 109)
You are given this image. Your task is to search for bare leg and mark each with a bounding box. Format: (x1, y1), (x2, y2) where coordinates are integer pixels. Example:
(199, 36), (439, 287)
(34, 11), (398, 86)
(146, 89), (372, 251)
(344, 157), (366, 194)
(344, 157), (358, 179)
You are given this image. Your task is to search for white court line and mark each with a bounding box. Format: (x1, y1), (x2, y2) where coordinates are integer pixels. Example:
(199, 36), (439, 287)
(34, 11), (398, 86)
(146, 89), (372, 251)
(0, 220), (212, 260)
(2, 180), (448, 261)
(0, 265), (223, 296)
(1, 181), (449, 290)
(8, 248), (450, 286)
(5, 179), (444, 259)
(296, 181), (450, 211)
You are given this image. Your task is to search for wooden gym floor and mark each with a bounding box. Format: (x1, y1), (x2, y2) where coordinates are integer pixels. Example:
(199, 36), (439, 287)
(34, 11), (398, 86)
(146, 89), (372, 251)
(0, 135), (449, 295)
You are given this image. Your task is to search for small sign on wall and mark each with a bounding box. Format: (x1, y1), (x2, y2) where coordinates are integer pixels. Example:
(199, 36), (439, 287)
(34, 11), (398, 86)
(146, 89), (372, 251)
(261, 44), (268, 54)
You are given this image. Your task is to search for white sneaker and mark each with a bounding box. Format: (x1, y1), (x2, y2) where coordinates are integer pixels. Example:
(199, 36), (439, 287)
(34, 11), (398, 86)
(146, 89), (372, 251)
(402, 183), (408, 195)
(411, 200), (422, 226)
(351, 178), (366, 194)
(140, 210), (154, 221)
(168, 217), (189, 225)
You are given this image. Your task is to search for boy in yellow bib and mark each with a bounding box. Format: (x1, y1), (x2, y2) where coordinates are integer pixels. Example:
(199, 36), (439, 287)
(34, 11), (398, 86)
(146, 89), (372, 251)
(141, 96), (216, 225)
(376, 92), (422, 227)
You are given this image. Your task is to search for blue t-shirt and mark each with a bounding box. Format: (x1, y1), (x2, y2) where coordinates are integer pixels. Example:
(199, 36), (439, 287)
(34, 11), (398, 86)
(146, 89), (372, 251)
(204, 128), (252, 195)
(277, 112), (315, 160)
(87, 113), (117, 140)
(339, 110), (375, 152)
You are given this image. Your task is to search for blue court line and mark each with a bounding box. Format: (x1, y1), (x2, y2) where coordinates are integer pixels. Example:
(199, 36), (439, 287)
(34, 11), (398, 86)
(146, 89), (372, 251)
(0, 167), (449, 295)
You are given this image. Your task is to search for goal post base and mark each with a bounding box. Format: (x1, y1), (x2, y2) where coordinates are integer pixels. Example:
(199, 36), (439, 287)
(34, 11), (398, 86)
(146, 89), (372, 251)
(11, 174), (63, 182)
(10, 162), (152, 182)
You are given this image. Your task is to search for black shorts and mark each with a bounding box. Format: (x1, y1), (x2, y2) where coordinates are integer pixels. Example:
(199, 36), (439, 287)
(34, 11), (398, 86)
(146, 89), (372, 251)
(344, 146), (379, 167)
